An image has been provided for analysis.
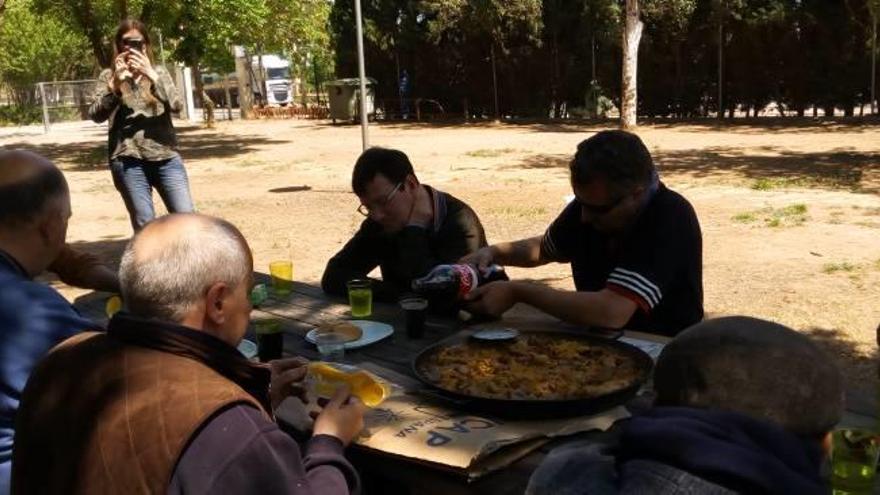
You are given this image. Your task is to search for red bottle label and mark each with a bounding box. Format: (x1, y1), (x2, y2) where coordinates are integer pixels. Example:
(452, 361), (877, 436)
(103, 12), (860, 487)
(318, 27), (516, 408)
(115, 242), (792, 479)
(454, 264), (479, 300)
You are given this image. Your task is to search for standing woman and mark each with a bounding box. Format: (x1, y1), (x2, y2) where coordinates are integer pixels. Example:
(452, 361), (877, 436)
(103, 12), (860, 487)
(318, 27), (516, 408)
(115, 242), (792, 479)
(89, 19), (194, 232)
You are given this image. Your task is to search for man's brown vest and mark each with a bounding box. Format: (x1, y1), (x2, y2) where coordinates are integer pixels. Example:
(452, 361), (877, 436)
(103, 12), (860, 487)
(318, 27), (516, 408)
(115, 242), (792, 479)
(12, 331), (268, 494)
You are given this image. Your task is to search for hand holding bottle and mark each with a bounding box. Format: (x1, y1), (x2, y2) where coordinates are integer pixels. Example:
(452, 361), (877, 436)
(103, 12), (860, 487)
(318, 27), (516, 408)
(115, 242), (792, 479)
(459, 246), (496, 273)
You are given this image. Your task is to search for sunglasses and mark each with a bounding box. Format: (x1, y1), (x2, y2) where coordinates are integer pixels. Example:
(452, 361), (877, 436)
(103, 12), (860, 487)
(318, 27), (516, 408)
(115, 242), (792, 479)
(577, 194), (626, 216)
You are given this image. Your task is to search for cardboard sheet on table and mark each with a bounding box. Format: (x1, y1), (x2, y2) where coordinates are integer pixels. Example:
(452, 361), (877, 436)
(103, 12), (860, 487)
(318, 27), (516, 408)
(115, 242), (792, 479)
(355, 393), (629, 480)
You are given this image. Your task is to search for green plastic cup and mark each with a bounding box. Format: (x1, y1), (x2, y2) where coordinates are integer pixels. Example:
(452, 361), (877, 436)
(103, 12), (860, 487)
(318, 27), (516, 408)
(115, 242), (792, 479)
(347, 279), (372, 318)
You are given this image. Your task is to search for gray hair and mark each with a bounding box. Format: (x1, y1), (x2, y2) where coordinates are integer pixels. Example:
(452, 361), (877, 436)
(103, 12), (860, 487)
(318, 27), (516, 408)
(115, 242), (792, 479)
(119, 216), (251, 322)
(654, 316), (843, 437)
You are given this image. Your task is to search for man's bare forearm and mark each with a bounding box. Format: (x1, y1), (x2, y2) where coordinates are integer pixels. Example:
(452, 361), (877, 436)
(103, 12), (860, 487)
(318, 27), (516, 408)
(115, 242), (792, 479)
(491, 236), (546, 267)
(511, 283), (637, 329)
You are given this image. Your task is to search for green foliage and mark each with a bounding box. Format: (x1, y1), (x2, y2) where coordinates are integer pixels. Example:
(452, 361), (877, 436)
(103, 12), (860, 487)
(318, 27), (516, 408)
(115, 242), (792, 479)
(422, 0), (543, 50)
(732, 204), (809, 227)
(732, 211), (757, 223)
(0, 103), (42, 125)
(822, 262), (860, 274)
(643, 0), (697, 38)
(464, 148), (520, 157)
(0, 0), (93, 109)
(264, 0), (334, 96)
(25, 0), (335, 103)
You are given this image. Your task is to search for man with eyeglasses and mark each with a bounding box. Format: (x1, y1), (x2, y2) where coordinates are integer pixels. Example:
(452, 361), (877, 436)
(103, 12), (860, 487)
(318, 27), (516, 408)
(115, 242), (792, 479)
(461, 130), (703, 336)
(321, 147), (492, 303)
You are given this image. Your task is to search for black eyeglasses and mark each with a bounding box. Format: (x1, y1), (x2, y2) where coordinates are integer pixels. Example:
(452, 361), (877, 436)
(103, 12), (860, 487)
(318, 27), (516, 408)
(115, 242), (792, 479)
(357, 182), (403, 216)
(577, 194), (626, 216)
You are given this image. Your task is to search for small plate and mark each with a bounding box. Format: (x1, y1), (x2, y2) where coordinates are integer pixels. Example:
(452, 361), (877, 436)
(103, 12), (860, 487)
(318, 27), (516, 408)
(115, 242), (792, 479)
(471, 328), (520, 342)
(237, 338), (258, 359)
(306, 320), (394, 349)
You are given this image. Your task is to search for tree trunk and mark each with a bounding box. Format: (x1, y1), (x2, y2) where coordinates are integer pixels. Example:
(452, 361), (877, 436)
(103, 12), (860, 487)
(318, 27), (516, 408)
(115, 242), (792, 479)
(257, 49), (266, 106)
(551, 30), (560, 118)
(193, 63), (206, 108)
(223, 73), (233, 120)
(673, 42), (683, 118)
(395, 48), (402, 116)
(491, 43), (500, 121)
(75, 0), (111, 67)
(872, 14), (877, 114)
(591, 34), (597, 83)
(717, 21), (723, 120)
(621, 0), (643, 129)
(313, 56), (322, 106)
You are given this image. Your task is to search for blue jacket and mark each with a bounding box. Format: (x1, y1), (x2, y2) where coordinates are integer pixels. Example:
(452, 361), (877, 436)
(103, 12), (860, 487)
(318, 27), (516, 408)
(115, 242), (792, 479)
(528, 407), (830, 495)
(0, 250), (99, 494)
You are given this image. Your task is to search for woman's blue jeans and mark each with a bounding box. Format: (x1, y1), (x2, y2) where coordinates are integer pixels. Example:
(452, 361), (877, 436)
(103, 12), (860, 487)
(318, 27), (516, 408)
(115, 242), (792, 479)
(110, 155), (195, 231)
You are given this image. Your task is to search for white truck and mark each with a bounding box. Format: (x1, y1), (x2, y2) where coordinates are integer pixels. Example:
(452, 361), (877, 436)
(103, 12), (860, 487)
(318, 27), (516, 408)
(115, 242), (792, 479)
(252, 54), (294, 106)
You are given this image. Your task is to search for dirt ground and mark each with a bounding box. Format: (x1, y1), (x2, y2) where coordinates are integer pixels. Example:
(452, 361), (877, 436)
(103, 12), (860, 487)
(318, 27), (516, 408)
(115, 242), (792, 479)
(3, 117), (879, 409)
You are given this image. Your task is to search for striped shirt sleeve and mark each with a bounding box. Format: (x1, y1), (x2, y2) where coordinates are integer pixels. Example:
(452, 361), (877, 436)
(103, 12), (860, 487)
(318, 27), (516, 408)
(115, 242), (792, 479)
(606, 267), (663, 313)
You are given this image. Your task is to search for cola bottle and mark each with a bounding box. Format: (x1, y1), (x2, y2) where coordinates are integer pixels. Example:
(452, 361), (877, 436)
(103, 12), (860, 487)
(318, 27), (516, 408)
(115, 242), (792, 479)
(411, 263), (506, 301)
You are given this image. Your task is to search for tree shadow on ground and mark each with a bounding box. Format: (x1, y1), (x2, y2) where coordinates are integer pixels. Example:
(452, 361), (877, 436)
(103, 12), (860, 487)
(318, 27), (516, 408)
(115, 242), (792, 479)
(1, 130), (290, 172)
(804, 327), (878, 418)
(503, 154), (570, 170)
(340, 116), (878, 136)
(369, 118), (614, 134)
(654, 147), (876, 191)
(645, 116), (880, 135)
(1, 140), (108, 171)
(509, 147), (879, 192)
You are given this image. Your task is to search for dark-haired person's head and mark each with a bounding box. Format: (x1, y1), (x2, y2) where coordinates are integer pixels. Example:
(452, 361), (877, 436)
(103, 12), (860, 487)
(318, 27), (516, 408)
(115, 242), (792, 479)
(0, 150), (71, 277)
(113, 18), (154, 63)
(654, 316), (843, 448)
(351, 147), (420, 233)
(569, 130), (656, 233)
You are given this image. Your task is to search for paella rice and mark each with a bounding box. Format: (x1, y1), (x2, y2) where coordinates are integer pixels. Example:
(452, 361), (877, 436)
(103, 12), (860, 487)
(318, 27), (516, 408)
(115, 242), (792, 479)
(419, 334), (643, 400)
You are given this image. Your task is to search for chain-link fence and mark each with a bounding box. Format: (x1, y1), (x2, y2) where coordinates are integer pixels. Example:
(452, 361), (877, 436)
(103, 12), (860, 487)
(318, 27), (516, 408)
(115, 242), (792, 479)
(36, 79), (98, 132)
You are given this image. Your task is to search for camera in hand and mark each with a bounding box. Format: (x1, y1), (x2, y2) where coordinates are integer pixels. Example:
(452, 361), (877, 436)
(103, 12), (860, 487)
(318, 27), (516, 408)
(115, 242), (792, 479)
(411, 263), (506, 301)
(123, 38), (144, 51)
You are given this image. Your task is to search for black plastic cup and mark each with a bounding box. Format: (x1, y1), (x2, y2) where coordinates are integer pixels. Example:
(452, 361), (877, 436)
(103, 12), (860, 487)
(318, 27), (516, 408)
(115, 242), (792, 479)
(400, 297), (429, 338)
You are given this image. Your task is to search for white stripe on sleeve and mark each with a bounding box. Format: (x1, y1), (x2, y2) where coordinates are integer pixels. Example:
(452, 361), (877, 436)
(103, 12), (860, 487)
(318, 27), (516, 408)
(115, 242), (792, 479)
(613, 268), (663, 303)
(607, 273), (660, 308)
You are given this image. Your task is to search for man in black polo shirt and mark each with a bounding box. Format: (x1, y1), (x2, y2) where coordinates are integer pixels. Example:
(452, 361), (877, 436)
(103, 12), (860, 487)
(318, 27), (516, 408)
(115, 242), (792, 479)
(322, 147), (491, 302)
(462, 130), (702, 336)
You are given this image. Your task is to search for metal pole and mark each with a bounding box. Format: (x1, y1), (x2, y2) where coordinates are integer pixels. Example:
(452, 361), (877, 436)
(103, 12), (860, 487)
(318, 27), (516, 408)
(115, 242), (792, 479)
(354, 0), (369, 150)
(38, 82), (50, 133)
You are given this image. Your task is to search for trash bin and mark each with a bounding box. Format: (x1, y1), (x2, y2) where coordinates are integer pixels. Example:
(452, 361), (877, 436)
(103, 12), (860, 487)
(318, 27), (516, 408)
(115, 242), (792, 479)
(326, 78), (376, 123)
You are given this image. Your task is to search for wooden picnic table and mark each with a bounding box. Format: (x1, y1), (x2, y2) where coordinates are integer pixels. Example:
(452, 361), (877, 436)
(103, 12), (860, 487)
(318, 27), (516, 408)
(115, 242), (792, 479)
(238, 276), (666, 495)
(73, 276), (662, 494)
(72, 275), (877, 494)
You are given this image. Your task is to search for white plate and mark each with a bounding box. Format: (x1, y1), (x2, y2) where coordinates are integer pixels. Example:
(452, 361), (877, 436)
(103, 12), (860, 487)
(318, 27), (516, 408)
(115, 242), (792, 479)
(237, 338), (258, 359)
(305, 320), (394, 350)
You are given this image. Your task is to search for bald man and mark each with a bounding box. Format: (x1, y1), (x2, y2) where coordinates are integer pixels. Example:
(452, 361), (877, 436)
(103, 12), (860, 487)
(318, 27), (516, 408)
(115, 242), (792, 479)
(13, 214), (364, 495)
(0, 150), (101, 493)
